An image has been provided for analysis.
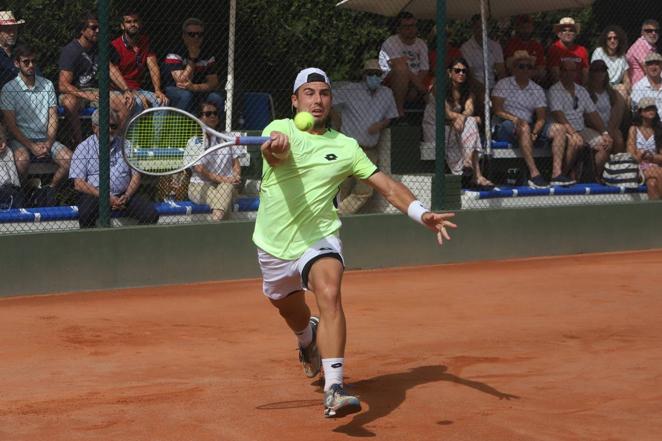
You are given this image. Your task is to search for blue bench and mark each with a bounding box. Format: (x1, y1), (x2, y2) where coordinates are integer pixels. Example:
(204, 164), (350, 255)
(56, 106), (96, 119)
(489, 140), (551, 159)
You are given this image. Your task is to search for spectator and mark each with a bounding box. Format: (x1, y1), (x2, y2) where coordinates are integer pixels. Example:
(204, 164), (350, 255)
(424, 25), (461, 91)
(591, 25), (630, 97)
(626, 19), (659, 86)
(378, 12), (429, 117)
(110, 10), (169, 114)
(423, 58), (492, 188)
(547, 17), (589, 85)
(331, 59), (398, 214)
(162, 17), (223, 113)
(631, 53), (662, 113)
(548, 60), (613, 185)
(69, 109), (158, 228)
(0, 11), (23, 90)
(504, 15), (546, 84)
(185, 101), (241, 221)
(0, 124), (23, 209)
(58, 11), (133, 146)
(493, 50), (564, 188)
(460, 14), (505, 90)
(0, 45), (72, 188)
(586, 60), (626, 153)
(627, 97), (662, 199)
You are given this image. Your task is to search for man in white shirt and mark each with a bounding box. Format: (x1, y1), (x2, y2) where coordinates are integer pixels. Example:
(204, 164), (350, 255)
(460, 15), (506, 90)
(492, 50), (565, 188)
(548, 60), (613, 185)
(378, 12), (429, 117)
(332, 59), (398, 214)
(630, 52), (662, 113)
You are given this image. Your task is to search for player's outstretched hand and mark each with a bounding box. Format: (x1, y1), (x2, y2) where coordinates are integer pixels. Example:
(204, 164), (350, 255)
(422, 212), (457, 246)
(261, 131), (290, 166)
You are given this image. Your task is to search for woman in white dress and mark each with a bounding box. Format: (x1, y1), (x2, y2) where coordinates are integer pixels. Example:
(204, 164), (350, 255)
(586, 59), (626, 153)
(627, 97), (662, 199)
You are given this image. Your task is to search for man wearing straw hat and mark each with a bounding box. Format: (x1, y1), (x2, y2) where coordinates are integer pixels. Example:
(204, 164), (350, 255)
(547, 17), (589, 85)
(0, 11), (25, 89)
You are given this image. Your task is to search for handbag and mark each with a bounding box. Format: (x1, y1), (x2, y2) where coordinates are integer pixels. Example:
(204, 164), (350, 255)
(602, 153), (643, 188)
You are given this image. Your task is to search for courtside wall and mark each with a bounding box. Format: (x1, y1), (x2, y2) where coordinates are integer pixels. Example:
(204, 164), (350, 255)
(1, 201), (661, 297)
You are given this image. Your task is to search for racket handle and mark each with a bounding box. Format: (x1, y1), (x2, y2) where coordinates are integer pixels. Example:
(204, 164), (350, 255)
(237, 136), (270, 145)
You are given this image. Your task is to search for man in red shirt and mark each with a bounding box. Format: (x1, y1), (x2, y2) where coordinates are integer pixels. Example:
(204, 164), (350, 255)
(504, 15), (546, 84)
(110, 10), (168, 113)
(547, 17), (589, 85)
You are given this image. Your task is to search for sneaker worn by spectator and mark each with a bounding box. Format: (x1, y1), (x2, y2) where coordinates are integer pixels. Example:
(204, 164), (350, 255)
(528, 174), (549, 188)
(550, 174), (576, 186)
(324, 383), (361, 418)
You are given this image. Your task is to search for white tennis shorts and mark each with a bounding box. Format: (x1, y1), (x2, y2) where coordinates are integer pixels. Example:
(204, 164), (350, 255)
(257, 235), (345, 300)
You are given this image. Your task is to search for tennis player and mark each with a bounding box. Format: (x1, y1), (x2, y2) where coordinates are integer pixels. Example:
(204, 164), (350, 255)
(253, 67), (456, 418)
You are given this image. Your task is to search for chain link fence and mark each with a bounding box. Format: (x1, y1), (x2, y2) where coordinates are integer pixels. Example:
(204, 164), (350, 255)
(0, 0), (660, 234)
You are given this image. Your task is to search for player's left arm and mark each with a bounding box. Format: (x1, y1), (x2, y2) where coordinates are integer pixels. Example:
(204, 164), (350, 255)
(366, 171), (457, 245)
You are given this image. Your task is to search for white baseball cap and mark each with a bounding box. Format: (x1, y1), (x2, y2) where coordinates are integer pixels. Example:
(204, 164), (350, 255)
(293, 67), (331, 93)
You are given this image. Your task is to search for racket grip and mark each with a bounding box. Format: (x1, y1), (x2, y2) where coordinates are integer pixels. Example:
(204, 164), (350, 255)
(237, 136), (271, 145)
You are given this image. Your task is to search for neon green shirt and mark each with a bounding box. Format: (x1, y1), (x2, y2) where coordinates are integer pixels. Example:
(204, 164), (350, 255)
(252, 118), (378, 260)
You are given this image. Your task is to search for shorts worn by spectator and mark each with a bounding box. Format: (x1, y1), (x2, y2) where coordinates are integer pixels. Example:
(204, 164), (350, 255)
(547, 17), (589, 85)
(111, 11), (169, 115)
(548, 60), (614, 185)
(459, 15), (505, 90)
(492, 50), (561, 188)
(504, 15), (546, 84)
(0, 11), (24, 90)
(378, 12), (429, 117)
(161, 17), (223, 113)
(332, 59), (398, 214)
(69, 109), (158, 228)
(631, 53), (662, 114)
(627, 97), (662, 199)
(0, 44), (72, 188)
(626, 19), (660, 86)
(58, 11), (132, 147)
(184, 101), (240, 221)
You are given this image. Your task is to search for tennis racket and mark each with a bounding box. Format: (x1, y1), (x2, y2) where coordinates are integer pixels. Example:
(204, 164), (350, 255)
(122, 106), (269, 176)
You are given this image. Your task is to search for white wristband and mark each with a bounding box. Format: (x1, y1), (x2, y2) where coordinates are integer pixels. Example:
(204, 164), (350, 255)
(407, 200), (429, 226)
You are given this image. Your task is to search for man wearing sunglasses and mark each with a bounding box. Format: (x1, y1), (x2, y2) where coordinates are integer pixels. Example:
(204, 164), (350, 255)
(0, 44), (72, 192)
(547, 17), (589, 85)
(161, 17), (223, 113)
(69, 109), (159, 228)
(110, 10), (169, 115)
(626, 19), (660, 86)
(493, 51), (564, 188)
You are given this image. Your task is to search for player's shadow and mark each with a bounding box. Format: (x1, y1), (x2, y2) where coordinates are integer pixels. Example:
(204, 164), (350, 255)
(334, 364), (519, 438)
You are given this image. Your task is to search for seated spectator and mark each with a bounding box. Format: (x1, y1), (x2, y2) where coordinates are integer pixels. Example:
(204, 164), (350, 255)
(162, 18), (223, 113)
(0, 11), (23, 90)
(626, 19), (659, 86)
(424, 25), (461, 91)
(0, 124), (23, 209)
(493, 51), (565, 188)
(110, 10), (168, 114)
(627, 97), (662, 199)
(378, 11), (429, 117)
(421, 58), (492, 188)
(548, 60), (613, 185)
(69, 109), (158, 228)
(460, 14), (505, 90)
(586, 60), (626, 153)
(184, 101), (241, 221)
(0, 45), (72, 189)
(504, 15), (546, 84)
(591, 25), (630, 98)
(332, 59), (398, 214)
(58, 11), (133, 146)
(547, 17), (589, 85)
(631, 53), (662, 113)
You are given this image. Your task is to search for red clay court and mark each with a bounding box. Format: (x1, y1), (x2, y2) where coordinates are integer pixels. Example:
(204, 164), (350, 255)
(1, 249), (661, 441)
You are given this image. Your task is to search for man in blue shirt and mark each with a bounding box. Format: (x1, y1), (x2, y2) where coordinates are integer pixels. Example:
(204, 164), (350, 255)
(69, 109), (158, 228)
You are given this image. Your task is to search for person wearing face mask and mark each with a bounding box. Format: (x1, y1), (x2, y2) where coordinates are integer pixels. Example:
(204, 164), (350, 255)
(331, 59), (398, 214)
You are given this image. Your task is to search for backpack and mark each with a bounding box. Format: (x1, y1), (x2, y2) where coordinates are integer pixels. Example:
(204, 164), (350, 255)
(0, 183), (23, 210)
(602, 153), (643, 188)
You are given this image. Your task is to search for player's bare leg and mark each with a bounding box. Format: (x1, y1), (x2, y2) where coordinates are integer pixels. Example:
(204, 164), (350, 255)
(308, 257), (360, 417)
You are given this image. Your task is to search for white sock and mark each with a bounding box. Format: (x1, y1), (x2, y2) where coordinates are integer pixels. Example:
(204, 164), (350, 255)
(322, 358), (344, 391)
(294, 322), (313, 349)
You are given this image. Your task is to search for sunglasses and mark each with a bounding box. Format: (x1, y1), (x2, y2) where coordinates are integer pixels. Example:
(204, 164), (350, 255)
(572, 95), (579, 110)
(606, 36), (619, 41)
(109, 123), (119, 130)
(516, 63), (534, 70)
(19, 58), (36, 66)
(561, 28), (576, 34)
(186, 31), (204, 38)
(643, 28), (659, 34)
(452, 67), (467, 74)
(201, 111), (219, 117)
(87, 25), (99, 31)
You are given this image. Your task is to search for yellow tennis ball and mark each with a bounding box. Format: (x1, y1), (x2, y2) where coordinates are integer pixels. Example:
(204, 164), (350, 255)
(294, 111), (314, 131)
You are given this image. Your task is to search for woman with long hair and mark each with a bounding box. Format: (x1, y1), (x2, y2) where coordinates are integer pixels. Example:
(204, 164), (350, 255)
(627, 98), (662, 199)
(591, 25), (630, 97)
(586, 59), (626, 153)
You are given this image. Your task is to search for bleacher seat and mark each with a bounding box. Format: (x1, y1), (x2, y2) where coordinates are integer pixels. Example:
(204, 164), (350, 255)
(56, 106), (95, 119)
(242, 92), (275, 131)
